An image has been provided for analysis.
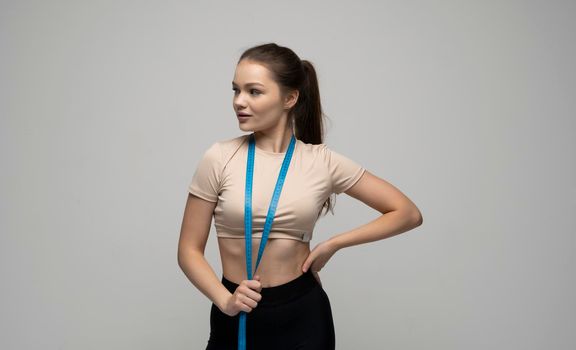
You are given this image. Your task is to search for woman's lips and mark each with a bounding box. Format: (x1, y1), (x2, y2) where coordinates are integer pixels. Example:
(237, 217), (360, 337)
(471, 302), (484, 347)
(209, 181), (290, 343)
(237, 114), (251, 122)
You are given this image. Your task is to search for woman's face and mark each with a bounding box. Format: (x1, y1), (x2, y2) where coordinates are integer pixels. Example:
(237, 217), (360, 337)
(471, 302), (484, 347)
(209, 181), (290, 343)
(232, 59), (297, 132)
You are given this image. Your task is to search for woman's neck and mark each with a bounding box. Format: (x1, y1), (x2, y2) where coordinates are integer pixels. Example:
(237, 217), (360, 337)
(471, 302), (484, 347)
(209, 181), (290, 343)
(253, 126), (294, 153)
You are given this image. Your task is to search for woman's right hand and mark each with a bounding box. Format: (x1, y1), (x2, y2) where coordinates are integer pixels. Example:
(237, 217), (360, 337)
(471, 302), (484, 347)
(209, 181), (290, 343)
(221, 275), (262, 317)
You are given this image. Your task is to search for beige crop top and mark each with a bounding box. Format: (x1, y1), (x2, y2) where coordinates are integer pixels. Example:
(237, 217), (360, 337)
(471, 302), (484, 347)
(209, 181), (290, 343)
(188, 134), (366, 242)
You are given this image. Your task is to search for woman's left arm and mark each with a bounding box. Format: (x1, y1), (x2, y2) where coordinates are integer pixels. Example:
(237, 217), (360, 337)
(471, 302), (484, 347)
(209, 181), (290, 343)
(302, 170), (423, 273)
(329, 169), (423, 250)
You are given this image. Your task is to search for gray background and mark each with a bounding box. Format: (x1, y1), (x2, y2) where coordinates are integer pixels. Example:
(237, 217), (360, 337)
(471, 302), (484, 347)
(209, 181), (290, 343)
(1, 0), (575, 349)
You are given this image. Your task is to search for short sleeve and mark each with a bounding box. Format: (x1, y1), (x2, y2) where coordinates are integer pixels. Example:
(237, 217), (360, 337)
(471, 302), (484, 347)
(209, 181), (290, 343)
(188, 142), (223, 202)
(323, 145), (366, 194)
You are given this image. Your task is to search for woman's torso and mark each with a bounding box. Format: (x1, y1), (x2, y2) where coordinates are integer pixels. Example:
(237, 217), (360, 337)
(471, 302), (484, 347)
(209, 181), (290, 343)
(189, 134), (364, 287)
(207, 135), (329, 287)
(218, 236), (311, 288)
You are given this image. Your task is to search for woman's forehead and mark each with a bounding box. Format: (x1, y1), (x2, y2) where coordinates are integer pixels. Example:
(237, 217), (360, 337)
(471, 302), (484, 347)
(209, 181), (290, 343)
(233, 61), (274, 86)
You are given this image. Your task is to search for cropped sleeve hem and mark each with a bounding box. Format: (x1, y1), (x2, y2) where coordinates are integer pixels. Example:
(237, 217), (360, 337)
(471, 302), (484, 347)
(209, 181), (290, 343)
(321, 144), (366, 195)
(188, 188), (219, 203)
(187, 141), (223, 202)
(337, 167), (366, 194)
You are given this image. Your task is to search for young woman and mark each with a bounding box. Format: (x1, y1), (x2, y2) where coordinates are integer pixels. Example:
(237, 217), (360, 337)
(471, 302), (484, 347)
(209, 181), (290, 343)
(178, 43), (423, 350)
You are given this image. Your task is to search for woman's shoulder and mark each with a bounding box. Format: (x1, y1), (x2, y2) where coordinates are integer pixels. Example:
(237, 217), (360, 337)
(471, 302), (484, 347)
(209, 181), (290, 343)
(211, 135), (249, 153)
(296, 138), (328, 153)
(203, 134), (249, 168)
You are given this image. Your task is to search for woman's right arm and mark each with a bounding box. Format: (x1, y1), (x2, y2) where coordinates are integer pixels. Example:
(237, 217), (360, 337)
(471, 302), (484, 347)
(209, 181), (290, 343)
(177, 193), (263, 316)
(177, 193), (232, 312)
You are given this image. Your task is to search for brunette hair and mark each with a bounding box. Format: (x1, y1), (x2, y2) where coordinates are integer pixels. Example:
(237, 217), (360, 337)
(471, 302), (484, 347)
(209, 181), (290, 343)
(237, 42), (337, 216)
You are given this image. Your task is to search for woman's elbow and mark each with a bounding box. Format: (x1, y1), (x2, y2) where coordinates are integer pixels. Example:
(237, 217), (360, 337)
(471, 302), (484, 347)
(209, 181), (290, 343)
(409, 207), (423, 227)
(398, 203), (423, 228)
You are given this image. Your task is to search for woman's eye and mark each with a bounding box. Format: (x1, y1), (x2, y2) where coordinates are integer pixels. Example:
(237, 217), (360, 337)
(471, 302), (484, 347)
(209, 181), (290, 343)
(231, 88), (261, 96)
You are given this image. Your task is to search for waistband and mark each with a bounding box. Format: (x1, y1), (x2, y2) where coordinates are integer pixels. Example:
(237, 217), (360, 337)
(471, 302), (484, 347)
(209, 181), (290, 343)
(221, 269), (318, 307)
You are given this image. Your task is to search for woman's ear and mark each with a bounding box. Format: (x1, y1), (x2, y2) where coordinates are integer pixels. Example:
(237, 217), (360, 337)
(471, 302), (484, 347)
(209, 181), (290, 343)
(284, 89), (299, 110)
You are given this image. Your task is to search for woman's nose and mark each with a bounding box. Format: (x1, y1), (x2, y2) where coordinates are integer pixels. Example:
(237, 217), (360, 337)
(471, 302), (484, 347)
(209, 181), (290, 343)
(234, 95), (247, 108)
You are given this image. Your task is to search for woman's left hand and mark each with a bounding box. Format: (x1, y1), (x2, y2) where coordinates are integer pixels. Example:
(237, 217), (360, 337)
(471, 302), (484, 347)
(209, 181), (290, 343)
(302, 240), (339, 277)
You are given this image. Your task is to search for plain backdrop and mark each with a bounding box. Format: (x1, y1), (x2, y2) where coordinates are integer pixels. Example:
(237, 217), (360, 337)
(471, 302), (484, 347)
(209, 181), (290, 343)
(1, 0), (575, 349)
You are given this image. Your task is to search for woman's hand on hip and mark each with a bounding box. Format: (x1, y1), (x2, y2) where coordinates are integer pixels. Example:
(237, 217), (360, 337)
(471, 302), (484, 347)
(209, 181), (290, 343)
(301, 240), (338, 276)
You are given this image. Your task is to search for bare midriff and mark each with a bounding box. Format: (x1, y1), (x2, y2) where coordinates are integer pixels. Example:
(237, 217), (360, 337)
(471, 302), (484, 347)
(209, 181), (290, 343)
(217, 235), (313, 288)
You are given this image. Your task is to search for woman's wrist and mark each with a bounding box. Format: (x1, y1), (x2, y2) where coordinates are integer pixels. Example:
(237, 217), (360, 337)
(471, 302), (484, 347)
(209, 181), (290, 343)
(215, 289), (232, 313)
(326, 237), (342, 253)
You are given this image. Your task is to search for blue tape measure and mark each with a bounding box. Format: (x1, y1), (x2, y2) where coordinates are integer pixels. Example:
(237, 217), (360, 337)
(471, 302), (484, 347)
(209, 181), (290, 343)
(238, 132), (296, 350)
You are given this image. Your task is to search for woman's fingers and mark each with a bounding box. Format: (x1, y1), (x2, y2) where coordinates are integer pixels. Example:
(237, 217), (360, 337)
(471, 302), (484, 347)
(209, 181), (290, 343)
(241, 292), (259, 309)
(234, 278), (263, 312)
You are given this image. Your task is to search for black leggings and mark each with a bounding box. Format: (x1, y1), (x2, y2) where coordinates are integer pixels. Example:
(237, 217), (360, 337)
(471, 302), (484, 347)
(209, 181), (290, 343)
(205, 269), (336, 349)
